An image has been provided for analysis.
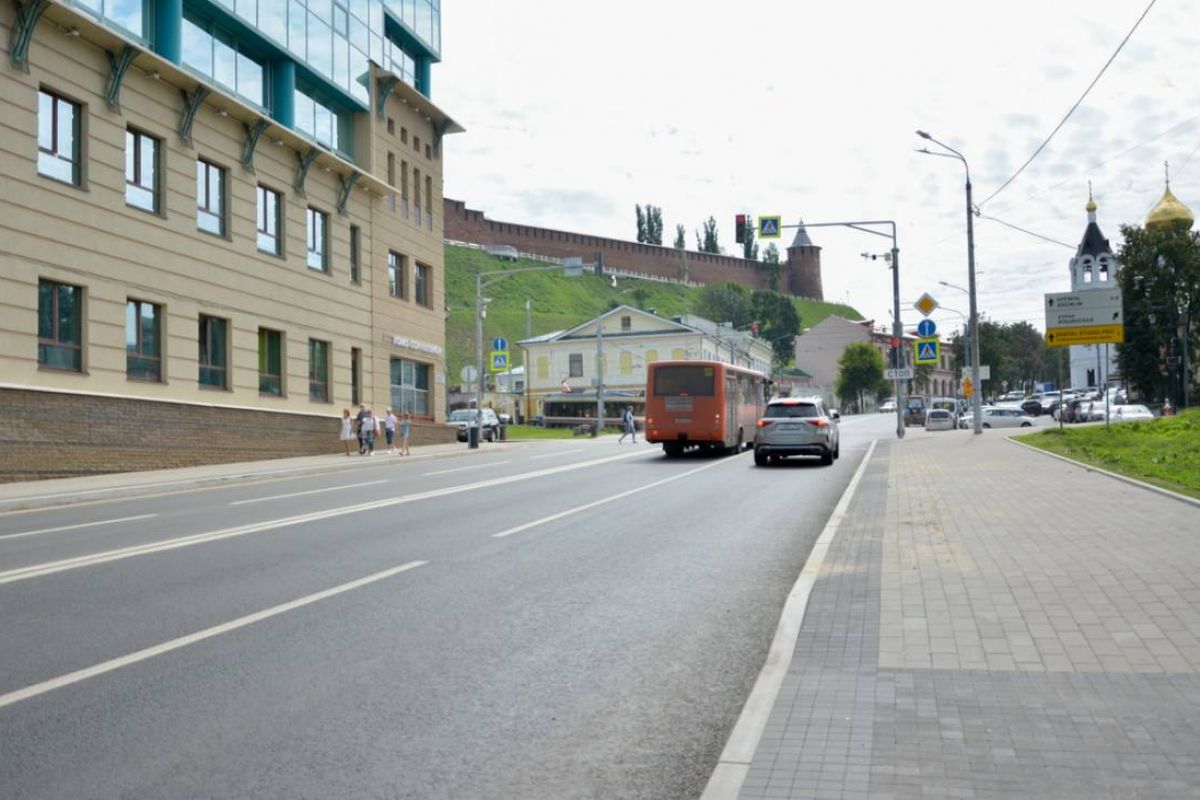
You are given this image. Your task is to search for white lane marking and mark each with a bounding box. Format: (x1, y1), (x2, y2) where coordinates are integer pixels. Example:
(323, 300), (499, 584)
(0, 560), (427, 711)
(228, 480), (387, 506)
(700, 439), (878, 800)
(493, 453), (742, 539)
(0, 514), (158, 542)
(0, 450), (648, 587)
(530, 449), (586, 460)
(424, 460), (511, 476)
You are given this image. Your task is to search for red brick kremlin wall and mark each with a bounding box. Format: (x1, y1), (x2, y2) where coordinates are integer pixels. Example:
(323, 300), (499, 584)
(444, 198), (774, 290)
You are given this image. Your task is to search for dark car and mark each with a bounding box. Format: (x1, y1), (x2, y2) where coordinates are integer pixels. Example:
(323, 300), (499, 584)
(1020, 398), (1042, 417)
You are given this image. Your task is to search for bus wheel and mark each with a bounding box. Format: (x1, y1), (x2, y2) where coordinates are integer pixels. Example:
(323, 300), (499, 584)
(663, 443), (684, 458)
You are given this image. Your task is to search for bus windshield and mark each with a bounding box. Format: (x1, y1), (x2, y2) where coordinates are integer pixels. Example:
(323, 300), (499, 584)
(653, 365), (715, 396)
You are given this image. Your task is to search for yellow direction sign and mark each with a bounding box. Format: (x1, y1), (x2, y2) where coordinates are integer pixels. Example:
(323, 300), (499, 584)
(914, 292), (939, 317)
(1045, 324), (1125, 348)
(757, 216), (782, 239)
(914, 337), (939, 365)
(962, 377), (974, 398)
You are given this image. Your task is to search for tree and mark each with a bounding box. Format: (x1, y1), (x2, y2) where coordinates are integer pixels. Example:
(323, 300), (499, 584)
(635, 205), (647, 244)
(760, 243), (783, 292)
(750, 290), (801, 365)
(1116, 222), (1200, 404)
(835, 342), (886, 413)
(646, 205), (664, 245)
(694, 281), (752, 328)
(696, 217), (720, 254)
(673, 224), (686, 249)
(742, 218), (758, 261)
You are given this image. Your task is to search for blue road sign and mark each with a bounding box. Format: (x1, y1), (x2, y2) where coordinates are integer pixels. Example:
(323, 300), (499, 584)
(917, 318), (937, 338)
(758, 216), (782, 238)
(490, 351), (509, 372)
(492, 337), (508, 351)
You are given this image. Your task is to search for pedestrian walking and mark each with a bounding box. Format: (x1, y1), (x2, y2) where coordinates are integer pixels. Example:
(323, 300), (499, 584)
(360, 408), (377, 455)
(618, 405), (637, 443)
(399, 412), (412, 456)
(355, 403), (369, 454)
(384, 408), (397, 454)
(339, 408), (355, 456)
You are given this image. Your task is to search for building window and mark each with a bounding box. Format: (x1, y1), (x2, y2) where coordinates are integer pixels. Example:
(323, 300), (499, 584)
(37, 90), (81, 185)
(414, 262), (431, 307)
(388, 251), (406, 298)
(37, 279), (83, 371)
(307, 207), (329, 271)
(196, 159), (225, 236)
(126, 299), (162, 381)
(414, 135), (420, 152)
(199, 315), (228, 389)
(181, 12), (265, 106)
(309, 339), (330, 401)
(400, 159), (409, 216)
(671, 348), (685, 360)
(621, 315), (631, 332)
(84, 0), (146, 38)
(390, 358), (430, 416)
(349, 225), (361, 283)
(386, 152), (395, 186)
(351, 346), (362, 405)
(646, 349), (658, 364)
(425, 144), (432, 160)
(401, 127), (408, 144)
(258, 328), (284, 395)
(425, 174), (433, 228)
(387, 117), (395, 135)
(294, 87), (346, 153)
(125, 129), (159, 212)
(569, 353), (583, 377)
(413, 167), (421, 223)
(256, 185), (281, 254)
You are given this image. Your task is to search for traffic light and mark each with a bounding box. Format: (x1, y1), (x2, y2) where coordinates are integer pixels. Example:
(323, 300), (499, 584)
(735, 214), (747, 244)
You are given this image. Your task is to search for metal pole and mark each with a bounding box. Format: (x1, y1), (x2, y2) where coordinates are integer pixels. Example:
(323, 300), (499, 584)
(1183, 308), (1191, 409)
(966, 174), (983, 435)
(1104, 343), (1111, 428)
(474, 273), (484, 449)
(595, 316), (604, 436)
(892, 244), (905, 440)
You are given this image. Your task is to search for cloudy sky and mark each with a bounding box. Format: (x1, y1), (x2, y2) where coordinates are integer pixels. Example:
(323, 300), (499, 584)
(435, 0), (1198, 337)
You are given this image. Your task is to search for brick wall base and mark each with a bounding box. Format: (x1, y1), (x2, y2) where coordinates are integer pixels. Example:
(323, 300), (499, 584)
(0, 388), (456, 483)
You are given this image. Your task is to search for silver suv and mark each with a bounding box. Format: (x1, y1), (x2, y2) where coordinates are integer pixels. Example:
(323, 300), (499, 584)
(753, 397), (840, 466)
(447, 408), (501, 442)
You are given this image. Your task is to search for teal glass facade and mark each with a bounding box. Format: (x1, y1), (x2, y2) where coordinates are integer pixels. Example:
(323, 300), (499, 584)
(62, 0), (441, 160)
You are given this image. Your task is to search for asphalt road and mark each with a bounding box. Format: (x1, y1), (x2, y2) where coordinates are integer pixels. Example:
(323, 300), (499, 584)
(0, 414), (900, 800)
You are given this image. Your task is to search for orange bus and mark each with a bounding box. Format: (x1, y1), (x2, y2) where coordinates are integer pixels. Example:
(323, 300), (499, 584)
(645, 360), (768, 457)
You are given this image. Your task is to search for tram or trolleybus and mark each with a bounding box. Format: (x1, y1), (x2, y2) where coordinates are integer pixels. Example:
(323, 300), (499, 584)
(644, 360), (767, 456)
(539, 390), (645, 429)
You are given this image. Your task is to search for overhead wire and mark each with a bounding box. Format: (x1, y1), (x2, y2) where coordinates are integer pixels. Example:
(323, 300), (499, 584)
(978, 215), (1076, 249)
(978, 0), (1157, 209)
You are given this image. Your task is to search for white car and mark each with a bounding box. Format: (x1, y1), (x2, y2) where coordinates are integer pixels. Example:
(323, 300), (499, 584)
(924, 408), (956, 431)
(981, 407), (1035, 428)
(879, 399), (897, 413)
(1110, 404), (1155, 422)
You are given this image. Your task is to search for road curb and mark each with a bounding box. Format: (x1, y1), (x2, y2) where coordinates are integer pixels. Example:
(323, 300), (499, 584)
(1006, 436), (1200, 509)
(700, 438), (879, 800)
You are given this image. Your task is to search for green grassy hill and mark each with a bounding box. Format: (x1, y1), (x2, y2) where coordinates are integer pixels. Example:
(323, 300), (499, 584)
(444, 244), (861, 385)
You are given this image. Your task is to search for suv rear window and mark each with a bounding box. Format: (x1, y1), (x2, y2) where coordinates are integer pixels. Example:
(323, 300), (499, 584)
(765, 402), (819, 419)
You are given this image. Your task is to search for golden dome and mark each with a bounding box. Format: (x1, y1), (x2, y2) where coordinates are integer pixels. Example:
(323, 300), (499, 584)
(1085, 196), (1097, 213)
(1145, 184), (1194, 230)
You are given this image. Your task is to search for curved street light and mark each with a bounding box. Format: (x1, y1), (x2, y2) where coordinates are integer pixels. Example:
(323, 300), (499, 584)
(918, 130), (984, 434)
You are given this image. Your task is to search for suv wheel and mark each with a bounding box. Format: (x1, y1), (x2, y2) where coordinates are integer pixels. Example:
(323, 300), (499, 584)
(820, 449), (834, 466)
(754, 448), (768, 467)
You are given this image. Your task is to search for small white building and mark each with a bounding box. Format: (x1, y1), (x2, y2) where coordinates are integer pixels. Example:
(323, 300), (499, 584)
(1066, 194), (1121, 390)
(518, 305), (773, 421)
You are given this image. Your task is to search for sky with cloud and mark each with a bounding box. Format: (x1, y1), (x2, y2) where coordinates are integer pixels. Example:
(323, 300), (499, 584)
(435, 0), (1198, 337)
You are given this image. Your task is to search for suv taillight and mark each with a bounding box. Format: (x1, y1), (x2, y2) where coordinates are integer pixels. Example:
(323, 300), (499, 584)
(756, 419), (773, 428)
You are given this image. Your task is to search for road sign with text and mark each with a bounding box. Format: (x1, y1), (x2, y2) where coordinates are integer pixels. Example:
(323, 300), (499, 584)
(885, 367), (915, 381)
(1044, 289), (1124, 348)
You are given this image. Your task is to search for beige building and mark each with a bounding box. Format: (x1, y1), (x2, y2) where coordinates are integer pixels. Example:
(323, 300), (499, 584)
(793, 315), (959, 408)
(0, 2), (459, 480)
(519, 305), (774, 424)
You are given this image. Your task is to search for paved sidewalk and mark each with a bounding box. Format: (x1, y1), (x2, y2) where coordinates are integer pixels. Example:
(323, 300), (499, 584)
(739, 429), (1200, 799)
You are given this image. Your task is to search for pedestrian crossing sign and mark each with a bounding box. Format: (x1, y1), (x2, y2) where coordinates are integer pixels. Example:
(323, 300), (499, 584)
(757, 215), (782, 239)
(914, 338), (939, 365)
(490, 351), (509, 372)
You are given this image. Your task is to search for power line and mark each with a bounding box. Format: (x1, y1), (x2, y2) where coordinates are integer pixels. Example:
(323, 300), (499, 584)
(978, 0), (1157, 209)
(978, 215), (1076, 249)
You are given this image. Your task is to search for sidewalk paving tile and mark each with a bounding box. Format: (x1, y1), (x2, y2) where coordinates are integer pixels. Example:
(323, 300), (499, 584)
(738, 430), (1200, 799)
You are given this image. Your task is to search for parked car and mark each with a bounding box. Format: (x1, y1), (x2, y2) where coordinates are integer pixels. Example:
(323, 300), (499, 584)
(754, 397), (840, 466)
(981, 407), (1035, 428)
(924, 408), (956, 431)
(1020, 398), (1043, 417)
(997, 391), (1025, 403)
(929, 397), (959, 427)
(879, 398), (897, 413)
(1110, 404), (1155, 422)
(447, 408), (501, 442)
(903, 396), (928, 427)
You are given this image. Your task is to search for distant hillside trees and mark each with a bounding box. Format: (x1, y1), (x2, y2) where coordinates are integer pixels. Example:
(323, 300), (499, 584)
(760, 242), (782, 292)
(694, 282), (803, 366)
(696, 217), (720, 254)
(635, 204), (664, 245)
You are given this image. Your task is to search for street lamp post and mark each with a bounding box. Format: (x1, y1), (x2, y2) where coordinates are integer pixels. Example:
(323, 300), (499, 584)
(475, 262), (582, 448)
(919, 131), (983, 434)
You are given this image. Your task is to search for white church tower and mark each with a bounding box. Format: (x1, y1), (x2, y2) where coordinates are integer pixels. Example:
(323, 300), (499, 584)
(1067, 190), (1120, 390)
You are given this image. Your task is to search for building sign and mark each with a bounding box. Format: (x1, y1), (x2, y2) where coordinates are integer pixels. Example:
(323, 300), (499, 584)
(391, 335), (444, 357)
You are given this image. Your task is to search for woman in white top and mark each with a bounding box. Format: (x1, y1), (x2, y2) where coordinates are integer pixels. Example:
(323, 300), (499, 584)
(339, 408), (355, 456)
(384, 408), (398, 453)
